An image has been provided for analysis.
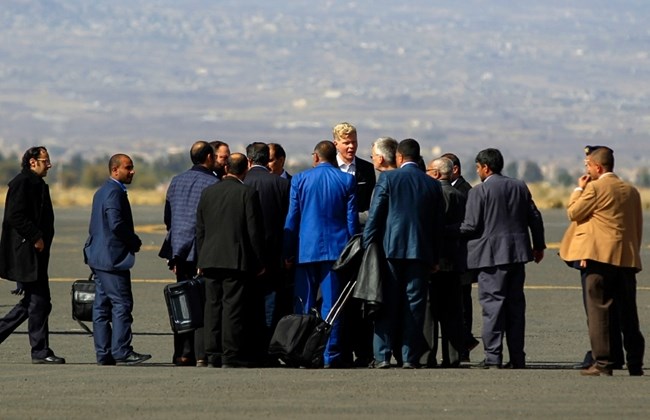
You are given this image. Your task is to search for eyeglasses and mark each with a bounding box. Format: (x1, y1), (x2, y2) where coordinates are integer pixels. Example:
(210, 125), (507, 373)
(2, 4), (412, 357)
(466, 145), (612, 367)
(37, 158), (51, 164)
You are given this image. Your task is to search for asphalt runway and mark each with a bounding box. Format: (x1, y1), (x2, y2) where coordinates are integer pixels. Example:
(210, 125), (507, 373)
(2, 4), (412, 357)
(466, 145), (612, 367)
(0, 206), (649, 419)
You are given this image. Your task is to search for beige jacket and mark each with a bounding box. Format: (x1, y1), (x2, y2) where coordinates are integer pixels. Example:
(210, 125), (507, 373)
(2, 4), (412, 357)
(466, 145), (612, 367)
(559, 173), (643, 271)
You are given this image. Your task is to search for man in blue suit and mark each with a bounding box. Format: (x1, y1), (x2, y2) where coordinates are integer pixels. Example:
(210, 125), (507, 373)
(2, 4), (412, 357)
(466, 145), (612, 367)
(84, 154), (151, 366)
(363, 139), (445, 369)
(460, 148), (545, 369)
(283, 140), (358, 368)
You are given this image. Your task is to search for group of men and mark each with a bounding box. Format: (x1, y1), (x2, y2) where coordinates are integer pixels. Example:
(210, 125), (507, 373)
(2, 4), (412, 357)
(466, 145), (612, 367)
(0, 135), (644, 376)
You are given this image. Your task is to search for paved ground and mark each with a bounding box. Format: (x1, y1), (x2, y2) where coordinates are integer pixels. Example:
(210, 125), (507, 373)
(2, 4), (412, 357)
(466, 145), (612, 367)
(0, 207), (649, 419)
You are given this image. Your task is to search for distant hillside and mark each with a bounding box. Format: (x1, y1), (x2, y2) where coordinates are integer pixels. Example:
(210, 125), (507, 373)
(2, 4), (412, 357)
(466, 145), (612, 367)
(1, 0), (649, 171)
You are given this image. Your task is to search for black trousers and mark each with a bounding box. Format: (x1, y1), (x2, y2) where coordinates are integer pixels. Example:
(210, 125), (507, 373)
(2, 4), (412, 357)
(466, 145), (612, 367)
(428, 271), (465, 365)
(0, 278), (53, 359)
(203, 268), (262, 365)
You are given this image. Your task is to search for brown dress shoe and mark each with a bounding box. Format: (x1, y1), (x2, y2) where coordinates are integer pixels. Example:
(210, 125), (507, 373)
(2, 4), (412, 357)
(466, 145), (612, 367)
(580, 363), (613, 376)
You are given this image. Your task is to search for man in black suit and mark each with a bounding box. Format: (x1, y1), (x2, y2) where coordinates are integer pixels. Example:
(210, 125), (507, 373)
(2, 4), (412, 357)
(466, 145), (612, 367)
(333, 122), (376, 213)
(196, 153), (266, 368)
(332, 122), (377, 367)
(268, 143), (291, 180)
(441, 152), (479, 361)
(243, 142), (291, 361)
(425, 157), (467, 367)
(0, 146), (65, 364)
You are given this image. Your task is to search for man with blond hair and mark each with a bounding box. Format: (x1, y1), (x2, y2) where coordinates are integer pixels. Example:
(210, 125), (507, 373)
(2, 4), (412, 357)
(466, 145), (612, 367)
(332, 122), (377, 367)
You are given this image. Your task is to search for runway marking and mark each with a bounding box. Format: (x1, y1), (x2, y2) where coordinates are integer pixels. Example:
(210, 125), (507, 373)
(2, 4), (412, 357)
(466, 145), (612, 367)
(135, 224), (167, 234)
(48, 278), (650, 290)
(51, 278), (172, 284)
(544, 242), (650, 249)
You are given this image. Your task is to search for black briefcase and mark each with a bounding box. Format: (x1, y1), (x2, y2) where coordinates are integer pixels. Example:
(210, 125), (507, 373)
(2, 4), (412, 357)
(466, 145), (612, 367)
(71, 274), (95, 333)
(163, 277), (205, 334)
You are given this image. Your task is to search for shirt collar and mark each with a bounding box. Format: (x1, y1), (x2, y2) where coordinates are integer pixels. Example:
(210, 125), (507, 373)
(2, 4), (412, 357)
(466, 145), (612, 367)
(110, 177), (127, 192)
(336, 154), (356, 174)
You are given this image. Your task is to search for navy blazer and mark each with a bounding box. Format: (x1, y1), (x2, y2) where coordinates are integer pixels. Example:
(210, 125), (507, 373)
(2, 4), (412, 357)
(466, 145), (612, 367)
(460, 174), (545, 270)
(84, 179), (141, 271)
(160, 165), (218, 262)
(363, 163), (444, 267)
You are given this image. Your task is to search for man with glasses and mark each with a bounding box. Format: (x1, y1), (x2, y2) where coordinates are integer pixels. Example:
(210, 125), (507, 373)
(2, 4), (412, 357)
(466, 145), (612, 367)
(0, 146), (65, 364)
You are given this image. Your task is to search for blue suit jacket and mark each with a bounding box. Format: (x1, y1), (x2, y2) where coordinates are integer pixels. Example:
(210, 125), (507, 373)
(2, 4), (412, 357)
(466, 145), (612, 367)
(84, 179), (142, 271)
(363, 163), (444, 267)
(460, 174), (545, 270)
(283, 163), (358, 263)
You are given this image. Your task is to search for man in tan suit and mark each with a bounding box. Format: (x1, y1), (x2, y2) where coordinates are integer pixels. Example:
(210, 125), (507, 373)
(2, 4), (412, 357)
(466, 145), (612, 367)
(559, 146), (645, 376)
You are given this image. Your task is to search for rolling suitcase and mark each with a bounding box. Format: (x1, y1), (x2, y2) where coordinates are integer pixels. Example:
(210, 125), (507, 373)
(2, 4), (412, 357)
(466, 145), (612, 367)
(268, 279), (356, 368)
(163, 277), (205, 334)
(71, 273), (95, 334)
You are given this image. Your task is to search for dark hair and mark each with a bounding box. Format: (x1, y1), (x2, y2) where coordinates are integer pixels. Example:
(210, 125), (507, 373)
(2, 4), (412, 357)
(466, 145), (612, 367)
(209, 140), (229, 151)
(226, 153), (248, 175)
(246, 142), (270, 166)
(109, 154), (130, 173)
(21, 146), (47, 170)
(268, 143), (286, 159)
(397, 138), (420, 162)
(589, 147), (615, 172)
(441, 152), (461, 171)
(314, 140), (337, 163)
(475, 148), (504, 174)
(190, 141), (214, 164)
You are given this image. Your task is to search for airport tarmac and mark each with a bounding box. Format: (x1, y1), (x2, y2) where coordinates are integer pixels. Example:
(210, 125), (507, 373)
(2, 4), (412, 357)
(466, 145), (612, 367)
(0, 206), (648, 419)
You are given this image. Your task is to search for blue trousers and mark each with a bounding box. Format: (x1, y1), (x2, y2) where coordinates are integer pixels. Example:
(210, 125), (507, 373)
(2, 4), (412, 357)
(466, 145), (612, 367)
(374, 259), (429, 365)
(294, 262), (341, 365)
(93, 269), (134, 362)
(477, 263), (526, 366)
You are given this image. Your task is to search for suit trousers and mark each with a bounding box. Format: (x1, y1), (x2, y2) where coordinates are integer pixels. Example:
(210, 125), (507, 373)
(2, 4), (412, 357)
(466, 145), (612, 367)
(374, 259), (429, 365)
(428, 270), (465, 365)
(93, 269), (134, 362)
(579, 267), (624, 366)
(294, 262), (342, 365)
(477, 263), (526, 366)
(584, 262), (645, 370)
(203, 268), (254, 365)
(0, 279), (53, 359)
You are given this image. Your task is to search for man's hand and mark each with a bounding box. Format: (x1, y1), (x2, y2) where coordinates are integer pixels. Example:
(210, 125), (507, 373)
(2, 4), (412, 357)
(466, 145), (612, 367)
(283, 257), (295, 270)
(10, 282), (24, 295)
(577, 175), (591, 190)
(34, 238), (44, 252)
(533, 249), (544, 264)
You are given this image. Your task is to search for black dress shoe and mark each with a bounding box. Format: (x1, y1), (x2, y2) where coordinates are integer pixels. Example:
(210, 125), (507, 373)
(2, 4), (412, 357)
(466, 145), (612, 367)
(503, 362), (525, 369)
(476, 360), (502, 369)
(97, 359), (116, 366)
(32, 355), (66, 365)
(628, 366), (644, 376)
(323, 359), (350, 369)
(116, 351), (151, 366)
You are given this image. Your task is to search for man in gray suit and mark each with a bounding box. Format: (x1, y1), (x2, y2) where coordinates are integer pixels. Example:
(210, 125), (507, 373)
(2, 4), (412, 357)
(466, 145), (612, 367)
(460, 148), (545, 369)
